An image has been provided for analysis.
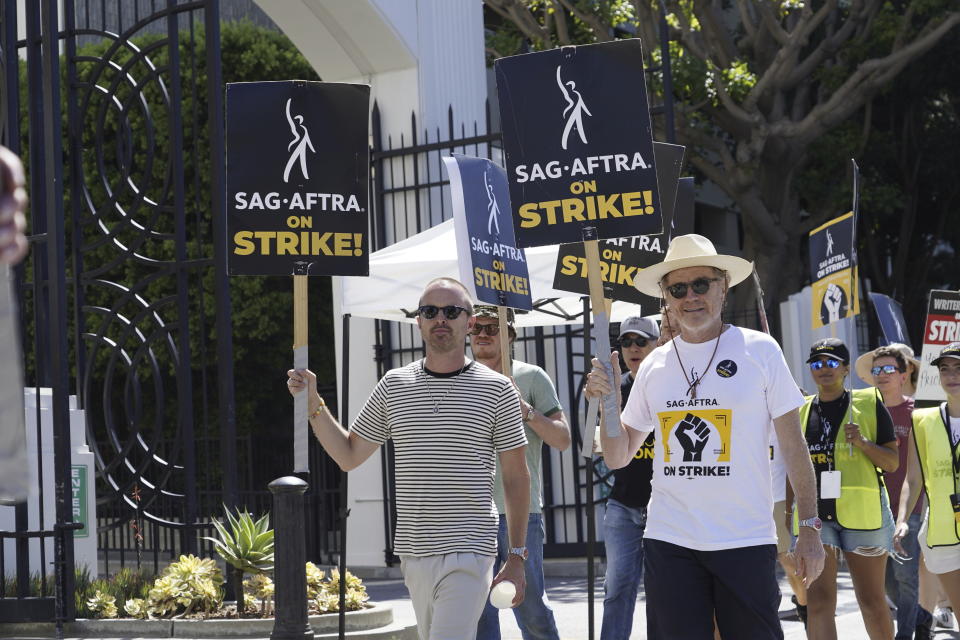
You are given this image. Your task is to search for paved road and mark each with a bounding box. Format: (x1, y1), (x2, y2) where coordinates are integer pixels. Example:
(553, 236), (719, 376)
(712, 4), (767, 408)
(364, 564), (960, 639)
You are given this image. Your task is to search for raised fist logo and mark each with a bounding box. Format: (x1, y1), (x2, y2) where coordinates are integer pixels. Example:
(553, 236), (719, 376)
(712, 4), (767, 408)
(675, 413), (710, 462)
(820, 283), (847, 325)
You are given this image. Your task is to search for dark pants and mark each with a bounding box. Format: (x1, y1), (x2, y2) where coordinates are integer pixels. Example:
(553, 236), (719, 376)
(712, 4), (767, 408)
(644, 538), (783, 640)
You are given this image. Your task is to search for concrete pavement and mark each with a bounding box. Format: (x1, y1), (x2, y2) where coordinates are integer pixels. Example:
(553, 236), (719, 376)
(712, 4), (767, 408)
(363, 560), (960, 639)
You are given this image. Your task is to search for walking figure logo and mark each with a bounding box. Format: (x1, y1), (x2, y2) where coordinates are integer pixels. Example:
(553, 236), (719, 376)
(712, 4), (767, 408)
(485, 168), (501, 236)
(283, 98), (315, 183)
(556, 65), (592, 150)
(825, 229), (835, 256)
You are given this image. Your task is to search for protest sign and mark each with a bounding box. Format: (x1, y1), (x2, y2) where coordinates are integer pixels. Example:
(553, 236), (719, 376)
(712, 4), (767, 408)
(552, 143), (686, 310)
(868, 292), (911, 347)
(808, 212), (860, 329)
(917, 289), (960, 401)
(444, 155), (532, 311)
(495, 39), (662, 247)
(226, 81), (370, 276)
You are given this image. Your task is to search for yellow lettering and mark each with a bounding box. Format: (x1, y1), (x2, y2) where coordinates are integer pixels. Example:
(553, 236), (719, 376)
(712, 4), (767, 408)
(233, 231), (254, 255)
(622, 191), (643, 216)
(519, 203), (541, 228)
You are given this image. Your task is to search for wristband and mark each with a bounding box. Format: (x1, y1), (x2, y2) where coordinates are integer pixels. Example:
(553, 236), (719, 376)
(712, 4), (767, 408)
(309, 398), (326, 420)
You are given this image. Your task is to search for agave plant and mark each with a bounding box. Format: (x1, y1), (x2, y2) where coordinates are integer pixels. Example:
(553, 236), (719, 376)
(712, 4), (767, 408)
(202, 504), (274, 614)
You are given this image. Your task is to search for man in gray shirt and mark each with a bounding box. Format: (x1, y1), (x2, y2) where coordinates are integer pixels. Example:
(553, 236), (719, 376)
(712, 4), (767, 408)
(471, 305), (570, 640)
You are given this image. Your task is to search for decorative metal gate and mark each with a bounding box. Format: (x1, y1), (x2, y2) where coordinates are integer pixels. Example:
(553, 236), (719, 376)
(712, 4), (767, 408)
(0, 0), (237, 623)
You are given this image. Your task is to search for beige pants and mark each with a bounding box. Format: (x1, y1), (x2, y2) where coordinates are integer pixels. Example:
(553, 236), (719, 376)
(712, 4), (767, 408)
(401, 552), (495, 640)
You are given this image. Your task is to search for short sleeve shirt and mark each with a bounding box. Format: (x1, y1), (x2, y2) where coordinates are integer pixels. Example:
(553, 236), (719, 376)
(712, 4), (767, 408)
(351, 360), (527, 556)
(620, 326), (804, 551)
(493, 360), (563, 514)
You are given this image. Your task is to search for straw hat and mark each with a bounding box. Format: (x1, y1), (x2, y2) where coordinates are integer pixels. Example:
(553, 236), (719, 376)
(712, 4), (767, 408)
(854, 343), (921, 395)
(633, 234), (754, 298)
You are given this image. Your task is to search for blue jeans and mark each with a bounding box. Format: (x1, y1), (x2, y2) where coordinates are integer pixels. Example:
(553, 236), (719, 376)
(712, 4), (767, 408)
(600, 499), (647, 640)
(885, 512), (922, 639)
(476, 513), (560, 640)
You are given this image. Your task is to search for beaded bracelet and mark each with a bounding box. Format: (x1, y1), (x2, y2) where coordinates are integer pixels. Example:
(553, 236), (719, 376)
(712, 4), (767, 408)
(308, 398), (326, 420)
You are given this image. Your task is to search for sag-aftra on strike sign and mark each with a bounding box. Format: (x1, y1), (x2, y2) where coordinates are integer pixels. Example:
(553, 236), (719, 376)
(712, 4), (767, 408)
(226, 81), (370, 276)
(495, 39), (663, 247)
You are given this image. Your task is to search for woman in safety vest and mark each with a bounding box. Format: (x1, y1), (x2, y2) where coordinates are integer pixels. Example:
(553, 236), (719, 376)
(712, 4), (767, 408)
(895, 343), (960, 613)
(793, 338), (898, 640)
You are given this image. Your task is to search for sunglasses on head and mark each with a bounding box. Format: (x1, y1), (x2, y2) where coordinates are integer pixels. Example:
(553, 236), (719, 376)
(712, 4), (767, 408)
(470, 323), (501, 336)
(809, 359), (842, 371)
(620, 336), (649, 349)
(871, 364), (904, 376)
(664, 277), (721, 300)
(417, 305), (470, 320)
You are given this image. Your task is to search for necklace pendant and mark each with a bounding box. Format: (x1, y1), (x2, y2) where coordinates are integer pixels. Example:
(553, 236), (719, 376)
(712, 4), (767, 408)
(433, 405), (439, 414)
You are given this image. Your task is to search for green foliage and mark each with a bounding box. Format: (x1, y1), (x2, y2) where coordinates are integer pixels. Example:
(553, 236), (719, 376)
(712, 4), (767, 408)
(243, 573), (275, 616)
(203, 505), (275, 575)
(74, 567), (153, 619)
(86, 590), (119, 619)
(309, 567), (368, 615)
(145, 554), (224, 617)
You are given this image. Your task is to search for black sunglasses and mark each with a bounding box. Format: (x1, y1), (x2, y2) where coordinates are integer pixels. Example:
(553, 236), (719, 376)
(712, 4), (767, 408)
(620, 336), (649, 349)
(809, 359), (842, 371)
(417, 305), (470, 320)
(470, 323), (501, 336)
(871, 364), (904, 376)
(664, 277), (721, 300)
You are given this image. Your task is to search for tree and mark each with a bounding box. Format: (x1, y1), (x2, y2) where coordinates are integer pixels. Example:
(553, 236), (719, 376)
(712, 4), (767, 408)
(484, 0), (960, 309)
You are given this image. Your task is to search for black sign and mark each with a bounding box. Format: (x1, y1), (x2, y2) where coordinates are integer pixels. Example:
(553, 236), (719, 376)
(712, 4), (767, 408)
(226, 81), (370, 276)
(495, 39), (662, 248)
(552, 145), (690, 310)
(808, 212), (858, 328)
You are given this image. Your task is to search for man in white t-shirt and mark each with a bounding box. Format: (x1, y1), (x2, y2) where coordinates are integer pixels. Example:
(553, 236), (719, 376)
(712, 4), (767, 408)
(586, 234), (825, 639)
(288, 278), (531, 640)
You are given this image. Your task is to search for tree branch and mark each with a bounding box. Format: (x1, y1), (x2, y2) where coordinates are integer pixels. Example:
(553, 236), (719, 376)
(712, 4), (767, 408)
(555, 0), (613, 42)
(484, 0), (551, 46)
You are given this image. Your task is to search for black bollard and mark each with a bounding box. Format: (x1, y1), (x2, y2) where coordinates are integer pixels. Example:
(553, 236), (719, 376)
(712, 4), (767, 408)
(269, 476), (313, 640)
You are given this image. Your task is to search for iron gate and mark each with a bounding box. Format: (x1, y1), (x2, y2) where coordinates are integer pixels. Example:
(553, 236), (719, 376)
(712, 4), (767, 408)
(0, 0), (239, 622)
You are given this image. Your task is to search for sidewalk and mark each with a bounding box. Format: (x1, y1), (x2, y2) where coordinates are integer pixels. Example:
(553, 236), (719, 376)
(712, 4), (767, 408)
(363, 562), (960, 639)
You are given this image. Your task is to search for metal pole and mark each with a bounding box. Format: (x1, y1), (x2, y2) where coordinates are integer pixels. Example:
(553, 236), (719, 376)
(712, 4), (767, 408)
(268, 476), (312, 640)
(338, 314), (351, 639)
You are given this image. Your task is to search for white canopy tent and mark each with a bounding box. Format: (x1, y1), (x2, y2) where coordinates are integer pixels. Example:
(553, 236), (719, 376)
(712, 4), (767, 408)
(334, 219), (655, 326)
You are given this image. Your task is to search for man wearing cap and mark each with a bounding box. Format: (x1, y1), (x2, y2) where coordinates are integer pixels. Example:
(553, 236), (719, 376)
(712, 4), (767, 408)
(858, 345), (931, 639)
(585, 233), (824, 639)
(600, 315), (659, 640)
(471, 304), (570, 640)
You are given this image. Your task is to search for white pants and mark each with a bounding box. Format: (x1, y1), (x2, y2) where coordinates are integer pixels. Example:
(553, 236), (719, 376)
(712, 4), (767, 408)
(401, 552), (495, 640)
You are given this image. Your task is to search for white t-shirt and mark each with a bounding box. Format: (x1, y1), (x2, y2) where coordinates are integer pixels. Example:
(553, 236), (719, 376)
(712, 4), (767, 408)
(770, 430), (786, 503)
(951, 416), (960, 447)
(621, 326), (804, 551)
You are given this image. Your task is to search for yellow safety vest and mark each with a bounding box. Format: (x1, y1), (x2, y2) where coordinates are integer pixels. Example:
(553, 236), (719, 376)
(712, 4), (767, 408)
(913, 405), (960, 547)
(798, 388), (888, 531)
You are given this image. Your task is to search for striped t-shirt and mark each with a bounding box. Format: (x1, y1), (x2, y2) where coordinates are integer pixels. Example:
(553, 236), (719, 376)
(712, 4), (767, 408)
(351, 360), (527, 557)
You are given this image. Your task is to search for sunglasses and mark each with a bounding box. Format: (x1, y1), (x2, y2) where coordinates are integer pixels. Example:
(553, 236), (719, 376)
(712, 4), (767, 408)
(470, 323), (501, 336)
(417, 305), (470, 320)
(664, 277), (721, 300)
(620, 336), (649, 349)
(809, 359), (842, 371)
(871, 364), (904, 376)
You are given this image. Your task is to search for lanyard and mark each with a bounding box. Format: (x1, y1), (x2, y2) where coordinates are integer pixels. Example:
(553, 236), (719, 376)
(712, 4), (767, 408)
(942, 402), (960, 495)
(813, 391), (849, 472)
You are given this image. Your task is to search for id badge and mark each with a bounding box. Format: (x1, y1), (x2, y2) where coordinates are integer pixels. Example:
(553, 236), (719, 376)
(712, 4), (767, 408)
(821, 470), (842, 499)
(951, 494), (960, 524)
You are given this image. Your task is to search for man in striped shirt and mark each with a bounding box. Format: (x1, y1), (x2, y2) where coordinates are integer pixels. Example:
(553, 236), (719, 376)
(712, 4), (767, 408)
(288, 277), (531, 640)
